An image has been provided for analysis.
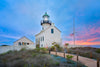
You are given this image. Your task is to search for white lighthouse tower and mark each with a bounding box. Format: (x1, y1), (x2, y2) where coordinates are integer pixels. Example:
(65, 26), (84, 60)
(35, 12), (62, 48)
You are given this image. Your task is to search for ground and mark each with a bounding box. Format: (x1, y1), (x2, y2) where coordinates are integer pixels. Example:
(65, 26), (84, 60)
(0, 48), (86, 67)
(68, 47), (100, 59)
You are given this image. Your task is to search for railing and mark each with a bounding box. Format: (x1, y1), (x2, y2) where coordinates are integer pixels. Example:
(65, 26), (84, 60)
(49, 51), (100, 67)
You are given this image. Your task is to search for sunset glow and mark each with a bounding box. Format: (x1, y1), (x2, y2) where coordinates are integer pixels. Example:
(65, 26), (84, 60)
(0, 0), (100, 45)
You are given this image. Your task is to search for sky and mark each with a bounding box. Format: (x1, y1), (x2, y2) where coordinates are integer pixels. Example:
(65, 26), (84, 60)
(0, 0), (100, 45)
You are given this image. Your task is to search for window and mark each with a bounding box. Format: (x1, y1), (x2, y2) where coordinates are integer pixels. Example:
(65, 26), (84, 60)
(51, 29), (54, 34)
(18, 42), (21, 45)
(41, 37), (42, 41)
(41, 44), (43, 47)
(43, 37), (44, 41)
(27, 43), (29, 45)
(24, 42), (26, 45)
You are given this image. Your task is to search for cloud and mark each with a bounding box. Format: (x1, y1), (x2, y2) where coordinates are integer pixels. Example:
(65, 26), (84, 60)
(64, 40), (100, 45)
(63, 25), (100, 45)
(86, 38), (100, 42)
(0, 34), (20, 39)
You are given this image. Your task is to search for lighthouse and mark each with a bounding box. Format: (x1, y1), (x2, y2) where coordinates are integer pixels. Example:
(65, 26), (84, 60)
(35, 12), (62, 48)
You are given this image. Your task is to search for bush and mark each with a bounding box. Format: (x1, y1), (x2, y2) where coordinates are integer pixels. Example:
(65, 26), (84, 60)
(40, 48), (47, 53)
(32, 53), (38, 57)
(50, 46), (55, 51)
(36, 44), (40, 48)
(54, 44), (60, 48)
(57, 47), (63, 52)
(6, 50), (13, 54)
(34, 48), (41, 52)
(55, 62), (60, 66)
(66, 55), (73, 60)
(33, 48), (47, 53)
(65, 43), (69, 46)
(20, 48), (26, 51)
(95, 48), (100, 53)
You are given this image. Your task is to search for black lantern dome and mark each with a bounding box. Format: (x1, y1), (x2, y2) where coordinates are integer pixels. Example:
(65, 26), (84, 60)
(41, 12), (51, 25)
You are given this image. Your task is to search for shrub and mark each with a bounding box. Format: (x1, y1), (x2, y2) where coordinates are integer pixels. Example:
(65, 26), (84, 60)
(54, 44), (60, 48)
(34, 48), (41, 52)
(40, 48), (47, 53)
(20, 48), (26, 51)
(32, 53), (38, 57)
(7, 50), (13, 54)
(55, 62), (60, 66)
(50, 46), (55, 51)
(33, 48), (47, 53)
(40, 48), (47, 51)
(65, 43), (69, 46)
(95, 48), (100, 53)
(66, 55), (73, 60)
(36, 44), (40, 48)
(57, 47), (63, 52)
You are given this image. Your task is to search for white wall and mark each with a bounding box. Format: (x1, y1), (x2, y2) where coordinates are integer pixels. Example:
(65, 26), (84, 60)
(35, 24), (62, 48)
(0, 45), (36, 54)
(44, 26), (62, 47)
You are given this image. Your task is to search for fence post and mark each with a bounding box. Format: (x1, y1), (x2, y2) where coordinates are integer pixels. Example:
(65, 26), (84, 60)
(64, 52), (65, 58)
(77, 52), (79, 61)
(97, 58), (99, 67)
(56, 51), (57, 56)
(77, 52), (79, 67)
(90, 52), (92, 58)
(49, 50), (50, 54)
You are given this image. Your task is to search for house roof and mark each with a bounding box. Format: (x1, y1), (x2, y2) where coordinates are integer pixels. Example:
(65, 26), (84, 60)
(13, 36), (34, 43)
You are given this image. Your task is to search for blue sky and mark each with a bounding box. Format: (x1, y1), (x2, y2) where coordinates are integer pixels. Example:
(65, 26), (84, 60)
(0, 0), (100, 45)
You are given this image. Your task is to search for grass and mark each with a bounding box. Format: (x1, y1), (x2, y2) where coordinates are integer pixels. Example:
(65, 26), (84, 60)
(95, 48), (100, 53)
(69, 47), (100, 59)
(0, 48), (60, 67)
(0, 47), (87, 67)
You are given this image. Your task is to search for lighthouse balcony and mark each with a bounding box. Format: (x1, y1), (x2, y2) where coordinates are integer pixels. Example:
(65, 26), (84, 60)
(41, 20), (51, 25)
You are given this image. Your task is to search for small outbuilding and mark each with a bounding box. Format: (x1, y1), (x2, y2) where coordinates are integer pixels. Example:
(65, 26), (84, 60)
(14, 36), (34, 46)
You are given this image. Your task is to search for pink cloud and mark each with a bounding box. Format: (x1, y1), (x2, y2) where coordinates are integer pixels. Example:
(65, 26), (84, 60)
(64, 40), (100, 45)
(63, 26), (100, 45)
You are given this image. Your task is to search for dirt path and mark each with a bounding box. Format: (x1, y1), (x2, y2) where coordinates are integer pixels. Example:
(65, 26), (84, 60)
(50, 51), (100, 67)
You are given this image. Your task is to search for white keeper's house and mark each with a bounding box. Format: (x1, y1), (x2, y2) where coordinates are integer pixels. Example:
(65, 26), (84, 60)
(35, 12), (62, 48)
(14, 36), (34, 46)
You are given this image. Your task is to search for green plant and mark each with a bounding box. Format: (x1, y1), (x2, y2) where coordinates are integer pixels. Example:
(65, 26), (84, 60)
(66, 55), (73, 60)
(52, 42), (56, 45)
(34, 48), (40, 52)
(40, 48), (47, 53)
(54, 44), (60, 48)
(95, 48), (100, 53)
(55, 62), (60, 66)
(36, 44), (40, 48)
(40, 48), (47, 51)
(20, 48), (26, 51)
(50, 46), (55, 51)
(65, 43), (69, 46)
(57, 47), (63, 52)
(33, 48), (47, 53)
(32, 53), (38, 57)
